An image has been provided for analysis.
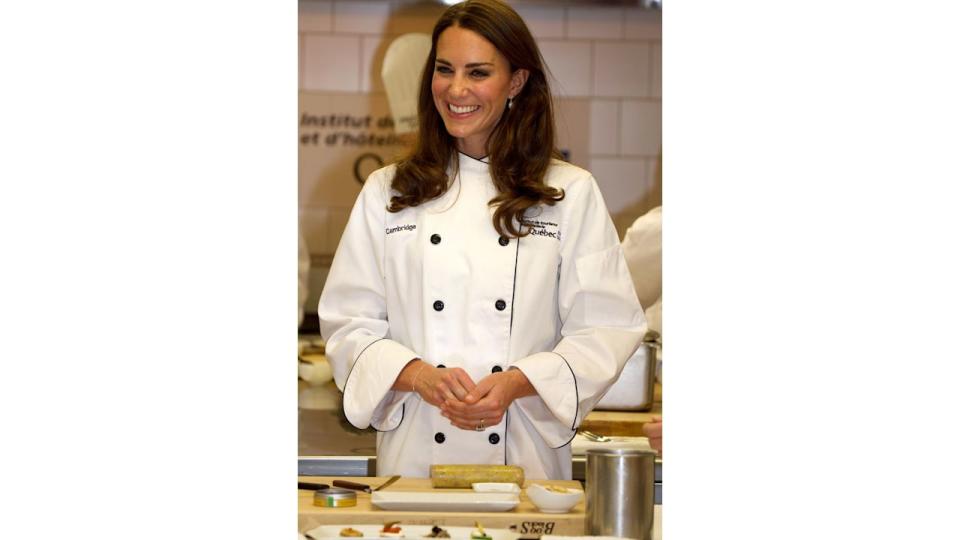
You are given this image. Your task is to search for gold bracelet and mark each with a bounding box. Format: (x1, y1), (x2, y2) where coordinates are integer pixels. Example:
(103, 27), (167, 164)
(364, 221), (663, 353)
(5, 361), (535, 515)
(410, 362), (427, 393)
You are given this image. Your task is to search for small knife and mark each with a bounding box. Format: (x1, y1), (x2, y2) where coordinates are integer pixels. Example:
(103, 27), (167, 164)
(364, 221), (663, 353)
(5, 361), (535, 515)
(333, 475), (401, 493)
(374, 474), (401, 491)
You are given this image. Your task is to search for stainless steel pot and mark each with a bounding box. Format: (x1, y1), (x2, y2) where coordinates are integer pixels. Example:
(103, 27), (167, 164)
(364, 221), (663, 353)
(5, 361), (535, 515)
(586, 445), (657, 540)
(595, 330), (661, 411)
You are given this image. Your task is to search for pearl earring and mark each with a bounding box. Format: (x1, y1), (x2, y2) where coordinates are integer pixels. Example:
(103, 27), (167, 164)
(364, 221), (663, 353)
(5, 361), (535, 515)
(507, 97), (513, 110)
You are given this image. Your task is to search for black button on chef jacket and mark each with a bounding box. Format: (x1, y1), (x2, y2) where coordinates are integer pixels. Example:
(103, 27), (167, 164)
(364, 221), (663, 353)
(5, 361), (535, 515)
(434, 432), (445, 444)
(495, 299), (506, 311)
(433, 300), (444, 311)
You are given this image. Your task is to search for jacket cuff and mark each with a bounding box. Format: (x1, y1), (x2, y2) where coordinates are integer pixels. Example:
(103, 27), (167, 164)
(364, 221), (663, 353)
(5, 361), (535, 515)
(510, 352), (579, 448)
(341, 339), (419, 430)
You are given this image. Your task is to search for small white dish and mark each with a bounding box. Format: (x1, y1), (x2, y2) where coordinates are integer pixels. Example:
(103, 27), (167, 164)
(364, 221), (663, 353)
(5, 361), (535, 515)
(525, 483), (583, 514)
(472, 482), (521, 494)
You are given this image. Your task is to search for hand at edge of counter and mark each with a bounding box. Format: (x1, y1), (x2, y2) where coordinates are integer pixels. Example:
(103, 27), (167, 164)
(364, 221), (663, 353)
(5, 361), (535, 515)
(441, 369), (536, 431)
(642, 416), (662, 456)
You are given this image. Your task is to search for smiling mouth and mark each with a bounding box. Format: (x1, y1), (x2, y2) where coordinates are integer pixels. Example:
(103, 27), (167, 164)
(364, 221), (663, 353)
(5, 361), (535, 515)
(448, 103), (480, 115)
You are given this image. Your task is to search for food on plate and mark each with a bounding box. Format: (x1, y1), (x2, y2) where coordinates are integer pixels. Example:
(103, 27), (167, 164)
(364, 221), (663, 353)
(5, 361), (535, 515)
(544, 485), (571, 493)
(470, 521), (491, 540)
(430, 464), (524, 488)
(424, 525), (451, 538)
(339, 527), (364, 537)
(381, 521), (403, 537)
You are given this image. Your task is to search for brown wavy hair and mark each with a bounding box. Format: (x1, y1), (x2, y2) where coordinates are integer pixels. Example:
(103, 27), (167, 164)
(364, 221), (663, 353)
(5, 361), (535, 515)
(388, 0), (564, 238)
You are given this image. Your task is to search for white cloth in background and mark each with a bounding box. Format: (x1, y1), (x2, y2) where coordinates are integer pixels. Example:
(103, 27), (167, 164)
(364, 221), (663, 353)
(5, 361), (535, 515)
(621, 206), (661, 314)
(622, 206), (662, 382)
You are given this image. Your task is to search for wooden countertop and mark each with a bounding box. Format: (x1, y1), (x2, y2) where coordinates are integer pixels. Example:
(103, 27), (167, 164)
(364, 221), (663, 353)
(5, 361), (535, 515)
(299, 476), (586, 534)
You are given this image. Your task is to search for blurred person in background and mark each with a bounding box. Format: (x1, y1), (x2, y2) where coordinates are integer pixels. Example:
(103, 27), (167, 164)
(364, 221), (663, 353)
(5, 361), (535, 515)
(318, 0), (648, 479)
(622, 204), (662, 455)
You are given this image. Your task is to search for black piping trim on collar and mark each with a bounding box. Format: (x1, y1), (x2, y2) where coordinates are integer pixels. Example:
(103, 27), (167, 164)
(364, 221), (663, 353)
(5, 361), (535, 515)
(340, 338), (385, 430)
(456, 150), (490, 163)
(549, 351), (580, 449)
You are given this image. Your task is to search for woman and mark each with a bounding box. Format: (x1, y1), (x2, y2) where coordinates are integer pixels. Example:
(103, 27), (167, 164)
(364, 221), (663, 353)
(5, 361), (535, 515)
(318, 0), (645, 480)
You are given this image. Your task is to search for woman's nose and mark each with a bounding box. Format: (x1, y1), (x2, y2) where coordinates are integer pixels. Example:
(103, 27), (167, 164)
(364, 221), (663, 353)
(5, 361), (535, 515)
(450, 76), (469, 97)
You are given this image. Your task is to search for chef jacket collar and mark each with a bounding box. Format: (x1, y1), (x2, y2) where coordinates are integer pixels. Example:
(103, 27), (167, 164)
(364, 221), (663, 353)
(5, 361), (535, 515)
(457, 150), (490, 174)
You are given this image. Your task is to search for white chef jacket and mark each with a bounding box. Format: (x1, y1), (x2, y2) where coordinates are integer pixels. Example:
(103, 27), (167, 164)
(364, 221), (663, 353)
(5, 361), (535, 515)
(318, 152), (646, 480)
(621, 206), (662, 335)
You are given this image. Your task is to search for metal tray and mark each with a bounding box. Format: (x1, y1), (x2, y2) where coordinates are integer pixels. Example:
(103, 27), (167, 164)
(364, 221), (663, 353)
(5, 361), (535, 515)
(595, 343), (656, 411)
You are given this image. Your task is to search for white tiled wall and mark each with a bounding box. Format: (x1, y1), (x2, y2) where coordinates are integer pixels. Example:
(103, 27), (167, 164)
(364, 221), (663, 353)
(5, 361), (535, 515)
(588, 100), (620, 155)
(360, 36), (387, 93)
(302, 34), (361, 91)
(513, 6), (564, 39)
(333, 1), (392, 34)
(300, 0), (661, 268)
(651, 42), (662, 99)
(593, 42), (651, 98)
(539, 40), (593, 97)
(299, 0), (332, 32)
(566, 6), (626, 40)
(620, 100), (662, 156)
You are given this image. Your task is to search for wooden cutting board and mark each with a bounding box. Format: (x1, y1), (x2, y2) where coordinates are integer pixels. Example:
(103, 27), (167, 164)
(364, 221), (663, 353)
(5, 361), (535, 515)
(298, 476), (585, 535)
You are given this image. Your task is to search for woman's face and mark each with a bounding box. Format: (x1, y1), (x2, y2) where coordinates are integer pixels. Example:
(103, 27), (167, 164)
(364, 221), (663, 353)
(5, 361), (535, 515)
(431, 25), (528, 158)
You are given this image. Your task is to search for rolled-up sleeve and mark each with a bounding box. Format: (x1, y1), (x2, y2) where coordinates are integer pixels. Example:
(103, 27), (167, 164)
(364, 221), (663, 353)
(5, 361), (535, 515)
(512, 176), (646, 447)
(317, 168), (419, 431)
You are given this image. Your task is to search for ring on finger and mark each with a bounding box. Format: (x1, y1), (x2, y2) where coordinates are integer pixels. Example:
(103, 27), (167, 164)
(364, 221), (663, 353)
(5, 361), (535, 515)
(475, 418), (485, 431)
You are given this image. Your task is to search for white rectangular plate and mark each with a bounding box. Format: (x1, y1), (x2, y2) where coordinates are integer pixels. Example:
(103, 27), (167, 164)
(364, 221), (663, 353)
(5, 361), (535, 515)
(472, 483), (521, 494)
(304, 524), (519, 540)
(370, 491), (519, 512)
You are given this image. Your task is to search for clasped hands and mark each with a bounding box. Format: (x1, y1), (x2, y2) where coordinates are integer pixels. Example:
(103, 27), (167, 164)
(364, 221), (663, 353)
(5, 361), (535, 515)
(410, 361), (534, 432)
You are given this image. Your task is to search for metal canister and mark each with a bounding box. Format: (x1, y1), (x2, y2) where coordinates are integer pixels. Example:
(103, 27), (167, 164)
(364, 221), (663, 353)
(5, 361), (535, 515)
(640, 330), (661, 411)
(586, 445), (657, 540)
(594, 330), (661, 411)
(312, 487), (357, 508)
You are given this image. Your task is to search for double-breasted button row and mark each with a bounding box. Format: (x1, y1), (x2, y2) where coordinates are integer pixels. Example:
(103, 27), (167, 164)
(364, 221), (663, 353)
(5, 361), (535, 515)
(433, 300), (504, 312)
(428, 365), (500, 373)
(434, 431), (500, 445)
(436, 233), (519, 246)
(431, 233), (507, 246)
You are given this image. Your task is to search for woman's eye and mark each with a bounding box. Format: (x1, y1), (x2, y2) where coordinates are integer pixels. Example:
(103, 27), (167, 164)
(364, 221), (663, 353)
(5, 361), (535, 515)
(435, 65), (452, 74)
(470, 70), (489, 78)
